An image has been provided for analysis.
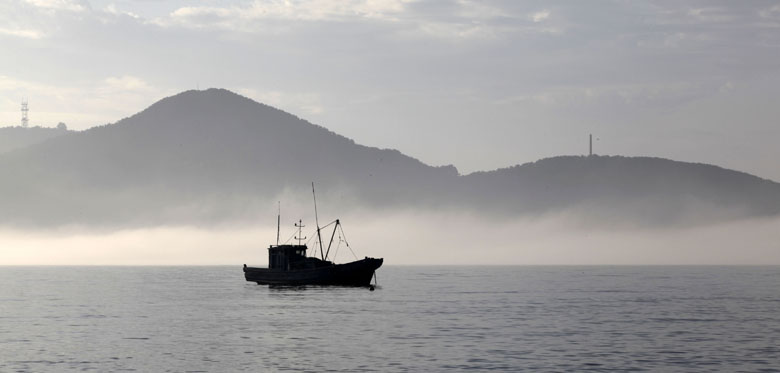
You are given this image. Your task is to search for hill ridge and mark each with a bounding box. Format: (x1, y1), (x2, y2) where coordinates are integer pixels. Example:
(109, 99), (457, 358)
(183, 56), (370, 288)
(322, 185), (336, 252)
(0, 89), (777, 228)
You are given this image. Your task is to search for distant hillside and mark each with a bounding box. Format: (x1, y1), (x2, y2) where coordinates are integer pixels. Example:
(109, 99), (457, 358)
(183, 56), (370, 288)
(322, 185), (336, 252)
(462, 156), (780, 224)
(0, 126), (69, 153)
(0, 89), (777, 228)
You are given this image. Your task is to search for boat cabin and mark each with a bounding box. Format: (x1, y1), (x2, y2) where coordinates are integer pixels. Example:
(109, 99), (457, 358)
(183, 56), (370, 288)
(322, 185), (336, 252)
(268, 244), (331, 271)
(268, 245), (307, 270)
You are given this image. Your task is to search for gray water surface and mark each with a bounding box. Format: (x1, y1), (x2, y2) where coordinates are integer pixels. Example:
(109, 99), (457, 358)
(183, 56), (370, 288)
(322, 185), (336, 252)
(1, 266), (779, 372)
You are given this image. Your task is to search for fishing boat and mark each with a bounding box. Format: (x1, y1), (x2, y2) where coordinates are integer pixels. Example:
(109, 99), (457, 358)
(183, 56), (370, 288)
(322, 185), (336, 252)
(243, 184), (383, 286)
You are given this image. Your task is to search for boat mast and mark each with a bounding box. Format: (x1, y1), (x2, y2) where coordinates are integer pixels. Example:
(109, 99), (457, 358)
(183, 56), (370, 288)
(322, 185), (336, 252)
(312, 182), (325, 260)
(276, 201), (280, 246)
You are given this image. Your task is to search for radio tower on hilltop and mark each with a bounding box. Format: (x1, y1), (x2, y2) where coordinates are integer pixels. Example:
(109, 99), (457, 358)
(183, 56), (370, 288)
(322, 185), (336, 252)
(588, 133), (599, 156)
(21, 100), (29, 128)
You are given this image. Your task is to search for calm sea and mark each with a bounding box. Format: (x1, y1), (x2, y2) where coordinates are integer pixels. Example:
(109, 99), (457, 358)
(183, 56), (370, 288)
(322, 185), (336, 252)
(1, 266), (779, 372)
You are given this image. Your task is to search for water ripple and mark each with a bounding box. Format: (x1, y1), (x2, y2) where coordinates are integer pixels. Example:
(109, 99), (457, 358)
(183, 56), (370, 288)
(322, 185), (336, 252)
(0, 266), (778, 371)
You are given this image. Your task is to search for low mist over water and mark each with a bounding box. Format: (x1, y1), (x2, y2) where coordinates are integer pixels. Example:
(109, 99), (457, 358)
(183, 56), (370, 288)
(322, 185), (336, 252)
(3, 212), (780, 265)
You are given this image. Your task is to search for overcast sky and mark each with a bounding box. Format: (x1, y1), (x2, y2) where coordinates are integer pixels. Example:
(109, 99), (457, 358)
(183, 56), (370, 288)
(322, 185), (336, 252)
(2, 0), (779, 180)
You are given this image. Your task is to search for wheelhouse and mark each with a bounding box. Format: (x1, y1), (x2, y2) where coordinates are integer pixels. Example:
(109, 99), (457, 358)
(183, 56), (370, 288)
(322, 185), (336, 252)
(268, 244), (307, 270)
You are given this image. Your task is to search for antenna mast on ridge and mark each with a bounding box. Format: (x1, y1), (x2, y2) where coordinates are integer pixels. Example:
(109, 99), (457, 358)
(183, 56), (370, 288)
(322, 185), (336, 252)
(21, 100), (29, 128)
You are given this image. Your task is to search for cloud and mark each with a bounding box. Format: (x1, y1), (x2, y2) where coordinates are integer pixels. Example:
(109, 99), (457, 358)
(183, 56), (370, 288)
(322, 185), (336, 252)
(530, 10), (550, 23)
(156, 0), (534, 42)
(493, 80), (709, 111)
(0, 75), (66, 99)
(162, 0), (412, 30)
(103, 76), (154, 92)
(103, 4), (140, 19)
(24, 0), (87, 12)
(0, 27), (44, 39)
(759, 4), (780, 19)
(686, 7), (734, 23)
(403, 21), (502, 41)
(456, 0), (507, 19)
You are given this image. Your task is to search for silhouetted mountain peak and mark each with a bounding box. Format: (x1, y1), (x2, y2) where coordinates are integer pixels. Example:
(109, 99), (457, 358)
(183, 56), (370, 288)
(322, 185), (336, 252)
(152, 88), (251, 107)
(148, 89), (265, 114)
(115, 88), (296, 132)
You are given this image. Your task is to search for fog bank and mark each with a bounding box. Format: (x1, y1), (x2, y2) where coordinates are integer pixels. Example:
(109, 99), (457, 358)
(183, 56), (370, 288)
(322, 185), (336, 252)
(2, 212), (779, 265)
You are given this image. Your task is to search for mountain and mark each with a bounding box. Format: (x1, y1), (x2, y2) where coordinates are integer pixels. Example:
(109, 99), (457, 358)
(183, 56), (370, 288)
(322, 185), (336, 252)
(0, 88), (778, 228)
(462, 156), (780, 224)
(0, 89), (458, 227)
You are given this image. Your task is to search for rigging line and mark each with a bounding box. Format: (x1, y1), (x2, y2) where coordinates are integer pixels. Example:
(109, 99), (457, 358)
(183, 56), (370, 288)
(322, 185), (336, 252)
(302, 220), (338, 258)
(303, 220), (334, 246)
(305, 232), (317, 247)
(338, 224), (358, 260)
(337, 223), (350, 247)
(332, 232), (343, 262)
(282, 231), (297, 245)
(307, 226), (327, 250)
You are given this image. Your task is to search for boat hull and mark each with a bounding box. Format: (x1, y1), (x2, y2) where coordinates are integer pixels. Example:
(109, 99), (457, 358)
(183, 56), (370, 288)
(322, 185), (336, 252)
(244, 257), (383, 286)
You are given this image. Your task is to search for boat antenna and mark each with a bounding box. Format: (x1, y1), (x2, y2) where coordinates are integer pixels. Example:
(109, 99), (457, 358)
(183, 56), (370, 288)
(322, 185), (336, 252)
(312, 182), (325, 260)
(276, 201), (280, 246)
(295, 219), (306, 246)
